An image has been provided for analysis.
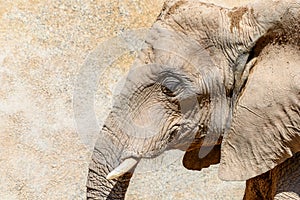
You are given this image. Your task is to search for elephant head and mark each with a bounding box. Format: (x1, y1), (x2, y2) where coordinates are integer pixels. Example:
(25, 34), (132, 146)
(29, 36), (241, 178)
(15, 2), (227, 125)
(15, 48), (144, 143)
(86, 0), (300, 199)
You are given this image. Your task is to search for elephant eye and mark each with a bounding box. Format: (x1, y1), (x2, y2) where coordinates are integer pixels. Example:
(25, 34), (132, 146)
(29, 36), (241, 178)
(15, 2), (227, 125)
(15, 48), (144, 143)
(161, 76), (182, 97)
(161, 85), (176, 97)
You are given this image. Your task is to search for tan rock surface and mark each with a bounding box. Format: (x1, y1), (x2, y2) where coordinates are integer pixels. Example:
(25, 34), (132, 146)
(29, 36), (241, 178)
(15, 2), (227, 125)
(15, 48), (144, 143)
(0, 0), (249, 199)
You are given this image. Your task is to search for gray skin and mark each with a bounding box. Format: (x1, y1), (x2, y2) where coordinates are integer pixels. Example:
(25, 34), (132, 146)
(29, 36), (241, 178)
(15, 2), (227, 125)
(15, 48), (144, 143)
(86, 0), (300, 199)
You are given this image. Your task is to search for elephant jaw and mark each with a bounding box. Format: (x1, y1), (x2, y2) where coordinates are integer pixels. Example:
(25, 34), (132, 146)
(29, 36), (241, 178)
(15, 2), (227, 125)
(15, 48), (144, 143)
(106, 157), (140, 180)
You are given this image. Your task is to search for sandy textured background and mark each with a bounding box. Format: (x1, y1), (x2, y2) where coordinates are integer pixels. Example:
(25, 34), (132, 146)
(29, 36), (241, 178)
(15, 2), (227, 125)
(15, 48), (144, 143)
(0, 0), (250, 199)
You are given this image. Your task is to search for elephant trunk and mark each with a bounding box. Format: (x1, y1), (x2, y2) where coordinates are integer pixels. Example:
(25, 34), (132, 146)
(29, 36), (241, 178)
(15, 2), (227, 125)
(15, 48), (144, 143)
(86, 119), (135, 200)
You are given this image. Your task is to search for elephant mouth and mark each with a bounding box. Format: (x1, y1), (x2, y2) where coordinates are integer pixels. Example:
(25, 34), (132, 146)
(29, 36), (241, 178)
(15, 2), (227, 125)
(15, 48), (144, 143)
(188, 133), (223, 151)
(106, 118), (202, 180)
(106, 123), (183, 180)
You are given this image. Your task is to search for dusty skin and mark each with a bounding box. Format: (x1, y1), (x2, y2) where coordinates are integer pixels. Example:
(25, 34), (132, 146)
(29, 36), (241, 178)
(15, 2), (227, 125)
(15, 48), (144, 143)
(1, 0), (299, 200)
(0, 0), (250, 200)
(87, 0), (300, 199)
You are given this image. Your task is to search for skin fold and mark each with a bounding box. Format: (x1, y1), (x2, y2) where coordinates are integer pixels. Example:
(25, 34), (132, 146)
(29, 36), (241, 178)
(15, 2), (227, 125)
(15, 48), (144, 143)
(244, 152), (300, 200)
(86, 0), (300, 199)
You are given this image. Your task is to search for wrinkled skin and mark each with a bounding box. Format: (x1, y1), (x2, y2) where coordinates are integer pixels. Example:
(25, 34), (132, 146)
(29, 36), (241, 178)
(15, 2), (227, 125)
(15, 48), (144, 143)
(86, 0), (300, 199)
(244, 152), (300, 200)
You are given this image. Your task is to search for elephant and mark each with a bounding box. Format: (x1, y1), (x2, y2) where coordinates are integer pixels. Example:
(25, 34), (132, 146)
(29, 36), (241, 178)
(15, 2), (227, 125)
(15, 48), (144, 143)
(86, 0), (300, 199)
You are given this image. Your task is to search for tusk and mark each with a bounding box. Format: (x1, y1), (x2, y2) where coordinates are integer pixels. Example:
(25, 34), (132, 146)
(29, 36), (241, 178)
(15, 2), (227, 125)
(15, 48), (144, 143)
(106, 158), (139, 180)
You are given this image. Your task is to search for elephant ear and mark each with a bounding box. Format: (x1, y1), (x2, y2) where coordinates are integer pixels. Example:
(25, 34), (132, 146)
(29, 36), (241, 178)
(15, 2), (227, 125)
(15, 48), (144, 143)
(219, 44), (300, 181)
